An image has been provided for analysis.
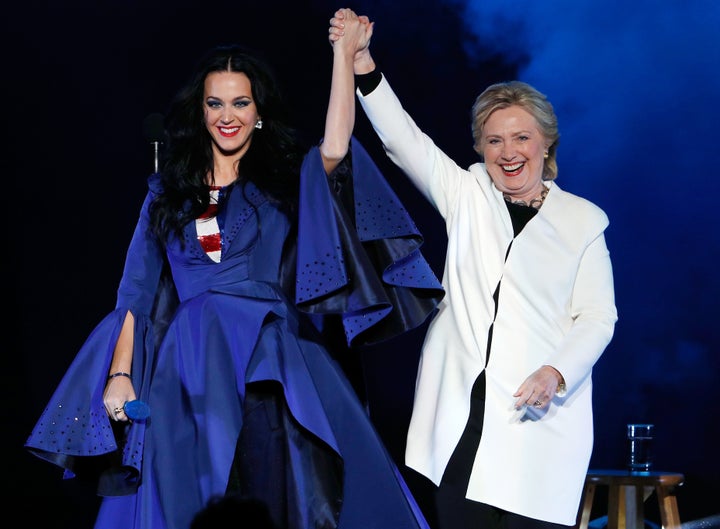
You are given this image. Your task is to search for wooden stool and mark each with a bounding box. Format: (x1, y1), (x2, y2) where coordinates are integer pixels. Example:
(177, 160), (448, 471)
(575, 469), (684, 529)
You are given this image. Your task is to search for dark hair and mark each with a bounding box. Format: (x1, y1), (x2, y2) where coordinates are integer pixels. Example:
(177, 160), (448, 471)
(150, 44), (306, 244)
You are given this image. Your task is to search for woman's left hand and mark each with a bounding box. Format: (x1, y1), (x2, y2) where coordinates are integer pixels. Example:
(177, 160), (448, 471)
(513, 365), (564, 410)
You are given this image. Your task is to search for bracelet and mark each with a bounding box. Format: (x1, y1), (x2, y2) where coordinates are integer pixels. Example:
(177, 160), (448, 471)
(108, 372), (132, 380)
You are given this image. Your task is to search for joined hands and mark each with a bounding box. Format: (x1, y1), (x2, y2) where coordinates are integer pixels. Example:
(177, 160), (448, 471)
(329, 8), (375, 74)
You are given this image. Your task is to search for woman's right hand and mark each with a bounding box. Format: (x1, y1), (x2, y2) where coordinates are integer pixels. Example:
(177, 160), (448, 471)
(103, 375), (137, 422)
(328, 8), (375, 72)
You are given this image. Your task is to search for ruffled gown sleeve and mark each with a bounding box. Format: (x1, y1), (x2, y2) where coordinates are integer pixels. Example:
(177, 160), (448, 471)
(296, 137), (444, 346)
(24, 177), (170, 495)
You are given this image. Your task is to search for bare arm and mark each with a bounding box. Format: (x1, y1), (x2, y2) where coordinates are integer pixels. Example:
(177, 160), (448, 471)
(102, 310), (137, 421)
(320, 8), (374, 174)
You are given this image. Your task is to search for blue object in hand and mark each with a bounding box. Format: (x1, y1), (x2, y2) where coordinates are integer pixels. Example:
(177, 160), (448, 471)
(124, 400), (151, 420)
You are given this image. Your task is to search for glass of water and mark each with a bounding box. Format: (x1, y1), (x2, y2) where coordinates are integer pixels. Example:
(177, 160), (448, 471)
(626, 423), (654, 472)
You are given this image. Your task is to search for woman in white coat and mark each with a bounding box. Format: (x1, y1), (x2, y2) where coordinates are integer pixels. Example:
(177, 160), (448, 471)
(329, 11), (618, 529)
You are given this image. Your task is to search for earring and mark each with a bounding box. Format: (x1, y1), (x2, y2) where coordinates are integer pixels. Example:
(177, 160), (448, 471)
(543, 151), (549, 159)
(255, 120), (263, 130)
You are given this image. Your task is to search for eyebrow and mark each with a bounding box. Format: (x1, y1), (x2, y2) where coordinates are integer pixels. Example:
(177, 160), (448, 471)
(485, 129), (535, 138)
(205, 95), (253, 102)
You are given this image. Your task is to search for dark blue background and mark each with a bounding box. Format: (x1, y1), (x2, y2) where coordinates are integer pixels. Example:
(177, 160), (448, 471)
(6, 1), (719, 527)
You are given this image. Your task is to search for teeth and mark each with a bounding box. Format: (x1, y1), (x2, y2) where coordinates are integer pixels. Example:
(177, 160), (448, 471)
(220, 127), (239, 133)
(502, 163), (523, 171)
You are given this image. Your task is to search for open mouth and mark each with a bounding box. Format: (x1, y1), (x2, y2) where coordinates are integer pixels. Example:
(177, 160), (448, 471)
(219, 126), (240, 137)
(501, 162), (524, 176)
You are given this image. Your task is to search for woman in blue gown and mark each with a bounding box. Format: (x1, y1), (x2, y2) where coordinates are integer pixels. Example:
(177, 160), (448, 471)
(26, 11), (442, 529)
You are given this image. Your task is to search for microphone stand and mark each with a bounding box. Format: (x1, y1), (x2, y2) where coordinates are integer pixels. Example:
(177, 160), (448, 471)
(151, 141), (161, 173)
(143, 113), (166, 173)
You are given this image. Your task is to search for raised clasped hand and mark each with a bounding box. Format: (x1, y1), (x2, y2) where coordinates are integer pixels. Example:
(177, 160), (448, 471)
(328, 7), (373, 54)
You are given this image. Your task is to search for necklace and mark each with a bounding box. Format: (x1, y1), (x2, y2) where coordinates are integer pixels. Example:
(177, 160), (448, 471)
(503, 184), (549, 209)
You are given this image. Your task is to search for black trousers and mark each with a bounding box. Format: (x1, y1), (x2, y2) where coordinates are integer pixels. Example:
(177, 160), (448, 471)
(435, 372), (569, 529)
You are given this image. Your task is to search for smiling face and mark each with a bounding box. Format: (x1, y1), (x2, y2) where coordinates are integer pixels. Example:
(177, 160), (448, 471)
(478, 105), (550, 203)
(203, 71), (261, 160)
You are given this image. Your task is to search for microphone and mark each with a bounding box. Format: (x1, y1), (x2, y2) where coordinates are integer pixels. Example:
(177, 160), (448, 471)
(124, 399), (151, 420)
(142, 112), (165, 173)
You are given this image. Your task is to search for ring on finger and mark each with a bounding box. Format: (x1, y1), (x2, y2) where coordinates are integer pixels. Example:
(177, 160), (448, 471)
(533, 400), (543, 407)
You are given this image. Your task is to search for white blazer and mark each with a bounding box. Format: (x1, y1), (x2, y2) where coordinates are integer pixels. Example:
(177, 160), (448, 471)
(358, 74), (618, 525)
